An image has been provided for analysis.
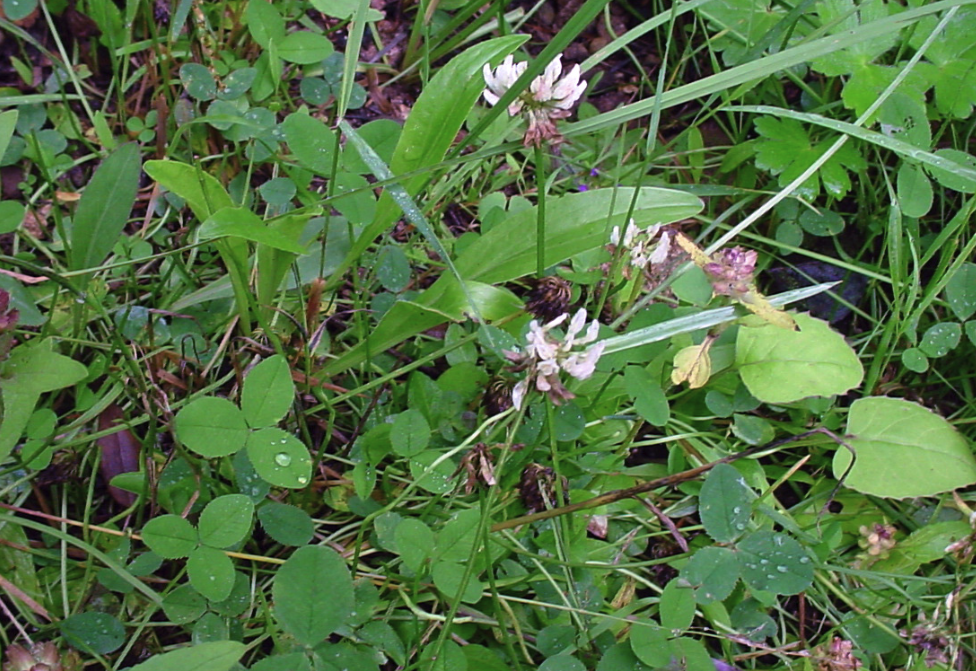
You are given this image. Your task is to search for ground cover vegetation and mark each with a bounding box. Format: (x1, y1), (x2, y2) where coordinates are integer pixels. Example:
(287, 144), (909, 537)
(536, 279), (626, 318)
(1, 0), (976, 669)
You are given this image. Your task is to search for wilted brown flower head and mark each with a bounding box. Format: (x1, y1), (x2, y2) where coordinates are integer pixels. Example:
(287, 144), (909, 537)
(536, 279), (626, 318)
(907, 623), (951, 668)
(456, 443), (497, 495)
(3, 642), (62, 671)
(815, 638), (862, 671)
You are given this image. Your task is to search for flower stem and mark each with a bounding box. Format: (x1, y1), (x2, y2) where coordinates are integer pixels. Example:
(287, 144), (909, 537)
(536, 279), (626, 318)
(535, 144), (547, 278)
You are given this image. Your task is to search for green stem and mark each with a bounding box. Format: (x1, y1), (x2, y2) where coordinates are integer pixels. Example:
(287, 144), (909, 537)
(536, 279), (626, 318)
(535, 144), (547, 278)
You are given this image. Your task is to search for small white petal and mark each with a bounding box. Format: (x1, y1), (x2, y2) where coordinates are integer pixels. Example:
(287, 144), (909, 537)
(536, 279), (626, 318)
(610, 225), (621, 246)
(566, 309), (587, 343)
(512, 379), (528, 410)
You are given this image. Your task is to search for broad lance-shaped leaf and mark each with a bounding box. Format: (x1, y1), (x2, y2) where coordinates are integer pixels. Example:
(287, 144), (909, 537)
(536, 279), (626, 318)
(70, 143), (141, 275)
(331, 35), (527, 284)
(833, 397), (976, 498)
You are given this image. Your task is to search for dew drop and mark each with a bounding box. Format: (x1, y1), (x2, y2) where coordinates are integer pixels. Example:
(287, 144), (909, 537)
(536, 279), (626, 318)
(776, 565), (788, 573)
(275, 452), (292, 466)
(297, 476), (308, 485)
(732, 506), (742, 514)
(759, 558), (769, 565)
(799, 557), (811, 564)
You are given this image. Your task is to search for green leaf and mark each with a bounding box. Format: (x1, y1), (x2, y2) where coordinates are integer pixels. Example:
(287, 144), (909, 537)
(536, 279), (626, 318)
(69, 142), (141, 273)
(143, 160), (234, 222)
(682, 546), (741, 604)
(281, 112), (338, 176)
(394, 517), (434, 572)
(199, 207), (307, 254)
(60, 612), (126, 654)
(278, 31), (334, 64)
(187, 545), (236, 602)
(434, 509), (481, 564)
(946, 263), (976, 321)
(0, 109), (19, 172)
(623, 365), (670, 427)
(273, 546), (354, 646)
(753, 116), (866, 199)
(246, 428), (312, 489)
(736, 313), (863, 404)
(142, 514), (197, 559)
(342, 119), (401, 174)
(926, 148), (976, 194)
(127, 641), (245, 671)
(198, 494), (254, 549)
(162, 584), (207, 624)
(897, 163), (933, 219)
(2, 341), (88, 395)
(390, 409), (430, 457)
(245, 0), (284, 49)
(432, 560), (483, 603)
(736, 531), (814, 595)
(309, 0), (383, 20)
(629, 625), (671, 668)
(257, 502), (314, 546)
(659, 579), (696, 632)
(241, 355), (295, 427)
(180, 63), (217, 101)
(174, 397), (249, 458)
(833, 397), (976, 498)
(919, 322), (961, 358)
(699, 463), (754, 544)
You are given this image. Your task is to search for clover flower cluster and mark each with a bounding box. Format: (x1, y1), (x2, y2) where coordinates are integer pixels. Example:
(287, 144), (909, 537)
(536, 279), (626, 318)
(609, 219), (672, 270)
(505, 309), (605, 410)
(482, 54), (587, 146)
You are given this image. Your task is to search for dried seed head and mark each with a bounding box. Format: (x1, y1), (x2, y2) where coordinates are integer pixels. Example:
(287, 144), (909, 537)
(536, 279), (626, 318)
(483, 378), (514, 416)
(525, 276), (573, 323)
(518, 463), (568, 512)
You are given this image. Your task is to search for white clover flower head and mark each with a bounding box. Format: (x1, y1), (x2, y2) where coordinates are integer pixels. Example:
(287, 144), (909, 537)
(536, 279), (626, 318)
(506, 308), (605, 409)
(482, 52), (587, 147)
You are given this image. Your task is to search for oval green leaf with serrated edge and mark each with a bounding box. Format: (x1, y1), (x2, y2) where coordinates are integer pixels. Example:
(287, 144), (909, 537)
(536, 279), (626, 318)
(241, 355), (295, 427)
(273, 546), (354, 646)
(736, 312), (863, 403)
(142, 515), (197, 559)
(659, 579), (695, 631)
(246, 428), (312, 488)
(946, 262), (976, 321)
(198, 494), (254, 549)
(699, 463), (754, 543)
(174, 397), (248, 458)
(257, 502), (314, 546)
(187, 545), (236, 602)
(281, 113), (338, 176)
(737, 531), (814, 595)
(127, 641), (245, 671)
(833, 397), (976, 498)
(60, 612), (125, 654)
(682, 545), (741, 604)
(391, 409), (430, 457)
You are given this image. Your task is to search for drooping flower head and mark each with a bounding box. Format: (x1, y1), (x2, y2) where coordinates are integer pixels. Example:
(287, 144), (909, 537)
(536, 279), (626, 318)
(482, 54), (587, 147)
(505, 308), (605, 409)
